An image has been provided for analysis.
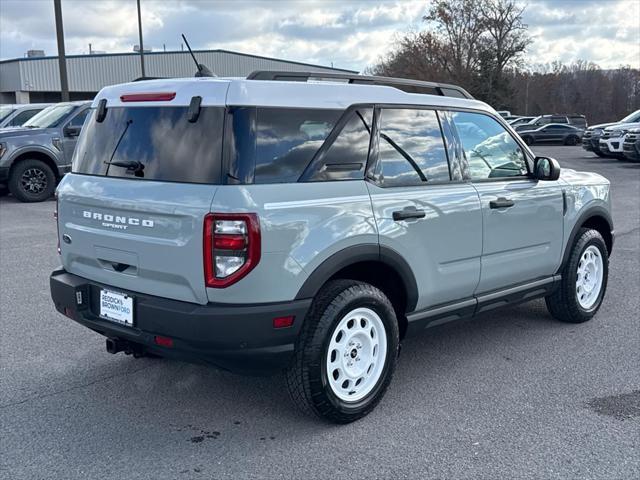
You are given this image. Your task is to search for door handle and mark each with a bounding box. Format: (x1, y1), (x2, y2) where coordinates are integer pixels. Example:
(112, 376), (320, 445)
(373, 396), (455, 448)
(392, 207), (426, 221)
(489, 197), (515, 209)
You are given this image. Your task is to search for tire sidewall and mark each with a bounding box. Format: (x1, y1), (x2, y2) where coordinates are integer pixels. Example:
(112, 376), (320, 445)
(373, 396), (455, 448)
(9, 159), (56, 202)
(569, 233), (608, 316)
(309, 285), (399, 418)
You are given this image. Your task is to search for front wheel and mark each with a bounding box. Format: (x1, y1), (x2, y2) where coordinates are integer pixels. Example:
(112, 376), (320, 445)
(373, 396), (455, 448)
(286, 280), (399, 423)
(8, 159), (56, 202)
(564, 135), (578, 146)
(545, 228), (609, 323)
(522, 136), (534, 145)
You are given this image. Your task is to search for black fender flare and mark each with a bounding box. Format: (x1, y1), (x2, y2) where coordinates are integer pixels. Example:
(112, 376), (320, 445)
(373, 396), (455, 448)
(558, 206), (613, 272)
(294, 244), (419, 313)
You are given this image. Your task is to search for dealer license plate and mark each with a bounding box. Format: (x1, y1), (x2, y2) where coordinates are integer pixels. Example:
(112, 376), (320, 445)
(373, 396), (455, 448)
(99, 289), (134, 327)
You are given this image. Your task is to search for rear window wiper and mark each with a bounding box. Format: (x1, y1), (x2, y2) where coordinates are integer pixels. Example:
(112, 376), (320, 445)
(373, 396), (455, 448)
(104, 119), (134, 176)
(103, 159), (145, 177)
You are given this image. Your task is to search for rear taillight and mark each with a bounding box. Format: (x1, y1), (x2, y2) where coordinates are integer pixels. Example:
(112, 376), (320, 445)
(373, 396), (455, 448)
(54, 194), (60, 255)
(203, 213), (261, 288)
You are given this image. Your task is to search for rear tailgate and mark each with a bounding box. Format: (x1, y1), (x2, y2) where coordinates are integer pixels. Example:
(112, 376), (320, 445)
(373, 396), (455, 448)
(57, 176), (216, 304)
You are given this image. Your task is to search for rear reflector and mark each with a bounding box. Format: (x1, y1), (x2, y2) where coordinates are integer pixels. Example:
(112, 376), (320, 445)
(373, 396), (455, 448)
(154, 335), (174, 348)
(273, 316), (295, 329)
(120, 92), (176, 102)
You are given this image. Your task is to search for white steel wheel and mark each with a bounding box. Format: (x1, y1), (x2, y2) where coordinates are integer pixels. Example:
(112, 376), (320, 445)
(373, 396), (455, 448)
(325, 307), (388, 402)
(576, 245), (604, 309)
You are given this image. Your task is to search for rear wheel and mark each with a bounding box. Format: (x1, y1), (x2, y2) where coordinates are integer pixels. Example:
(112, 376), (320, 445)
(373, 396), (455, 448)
(545, 228), (608, 323)
(523, 136), (534, 145)
(286, 280), (399, 423)
(8, 159), (56, 202)
(564, 135), (579, 146)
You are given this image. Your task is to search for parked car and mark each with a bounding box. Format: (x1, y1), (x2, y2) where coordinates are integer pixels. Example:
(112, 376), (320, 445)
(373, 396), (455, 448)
(515, 114), (587, 132)
(497, 110), (511, 118)
(50, 72), (613, 424)
(508, 116), (535, 127)
(582, 110), (640, 157)
(517, 124), (584, 146)
(622, 128), (640, 162)
(598, 123), (640, 158)
(0, 103), (52, 129)
(0, 101), (91, 202)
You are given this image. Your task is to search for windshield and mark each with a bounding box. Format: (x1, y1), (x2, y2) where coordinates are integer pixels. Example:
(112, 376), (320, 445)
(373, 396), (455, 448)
(619, 110), (640, 123)
(0, 106), (16, 122)
(23, 104), (75, 128)
(73, 106), (224, 184)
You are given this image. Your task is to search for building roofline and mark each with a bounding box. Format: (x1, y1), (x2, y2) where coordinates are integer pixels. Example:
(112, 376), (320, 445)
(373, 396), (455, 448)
(0, 48), (358, 73)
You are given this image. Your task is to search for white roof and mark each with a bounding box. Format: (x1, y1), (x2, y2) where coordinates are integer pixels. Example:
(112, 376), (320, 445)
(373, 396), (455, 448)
(93, 76), (493, 113)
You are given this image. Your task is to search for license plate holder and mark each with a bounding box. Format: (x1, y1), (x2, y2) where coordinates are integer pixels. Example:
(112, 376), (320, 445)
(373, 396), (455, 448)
(99, 289), (134, 327)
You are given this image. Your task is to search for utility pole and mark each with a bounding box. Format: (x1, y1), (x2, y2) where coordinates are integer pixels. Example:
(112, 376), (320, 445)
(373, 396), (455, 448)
(53, 0), (69, 101)
(136, 0), (146, 78)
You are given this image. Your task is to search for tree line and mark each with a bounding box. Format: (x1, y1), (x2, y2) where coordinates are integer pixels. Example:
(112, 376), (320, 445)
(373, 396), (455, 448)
(367, 0), (640, 124)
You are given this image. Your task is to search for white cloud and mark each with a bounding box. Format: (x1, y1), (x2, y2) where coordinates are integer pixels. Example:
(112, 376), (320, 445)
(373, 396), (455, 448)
(0, 0), (637, 70)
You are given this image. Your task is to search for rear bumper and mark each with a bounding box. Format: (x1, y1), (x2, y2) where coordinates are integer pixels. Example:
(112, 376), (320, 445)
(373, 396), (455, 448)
(50, 269), (311, 375)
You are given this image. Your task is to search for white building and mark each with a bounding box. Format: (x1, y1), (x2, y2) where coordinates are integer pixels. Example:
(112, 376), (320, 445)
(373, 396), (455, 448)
(0, 49), (356, 104)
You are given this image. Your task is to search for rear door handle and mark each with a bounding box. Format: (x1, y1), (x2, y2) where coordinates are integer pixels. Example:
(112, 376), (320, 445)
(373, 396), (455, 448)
(489, 197), (515, 209)
(392, 207), (426, 221)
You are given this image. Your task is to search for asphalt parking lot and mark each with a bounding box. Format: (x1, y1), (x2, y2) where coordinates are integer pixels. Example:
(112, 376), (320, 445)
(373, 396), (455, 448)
(1, 146), (638, 479)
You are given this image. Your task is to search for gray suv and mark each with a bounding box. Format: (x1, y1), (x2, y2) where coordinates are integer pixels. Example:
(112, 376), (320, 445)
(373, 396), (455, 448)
(0, 101), (91, 202)
(49, 72), (613, 423)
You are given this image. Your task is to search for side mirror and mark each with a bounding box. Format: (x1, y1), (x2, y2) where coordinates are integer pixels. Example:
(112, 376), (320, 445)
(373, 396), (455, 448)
(534, 156), (561, 181)
(63, 125), (81, 137)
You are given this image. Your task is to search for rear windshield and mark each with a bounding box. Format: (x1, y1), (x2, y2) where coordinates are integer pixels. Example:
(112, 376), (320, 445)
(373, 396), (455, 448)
(73, 106), (224, 184)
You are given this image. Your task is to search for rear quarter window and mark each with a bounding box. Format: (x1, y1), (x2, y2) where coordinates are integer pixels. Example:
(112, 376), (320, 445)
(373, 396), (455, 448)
(227, 107), (343, 184)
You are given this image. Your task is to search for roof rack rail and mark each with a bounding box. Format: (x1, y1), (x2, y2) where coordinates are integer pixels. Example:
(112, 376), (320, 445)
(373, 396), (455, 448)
(247, 71), (474, 99)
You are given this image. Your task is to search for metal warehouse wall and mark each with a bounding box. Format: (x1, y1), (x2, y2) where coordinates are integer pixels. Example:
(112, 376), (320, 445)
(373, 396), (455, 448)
(0, 50), (355, 93)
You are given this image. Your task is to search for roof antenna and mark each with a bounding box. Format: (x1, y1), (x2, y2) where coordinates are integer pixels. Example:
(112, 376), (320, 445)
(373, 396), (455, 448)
(181, 34), (215, 77)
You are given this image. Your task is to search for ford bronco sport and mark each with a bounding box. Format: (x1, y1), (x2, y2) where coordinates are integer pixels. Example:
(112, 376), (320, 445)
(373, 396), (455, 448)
(50, 72), (613, 423)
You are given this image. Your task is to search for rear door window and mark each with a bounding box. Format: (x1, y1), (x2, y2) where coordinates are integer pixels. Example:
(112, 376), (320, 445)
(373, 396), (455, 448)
(375, 108), (450, 187)
(73, 106), (225, 184)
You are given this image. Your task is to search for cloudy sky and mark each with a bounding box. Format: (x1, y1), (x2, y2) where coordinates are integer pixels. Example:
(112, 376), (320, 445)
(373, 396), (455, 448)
(0, 0), (638, 71)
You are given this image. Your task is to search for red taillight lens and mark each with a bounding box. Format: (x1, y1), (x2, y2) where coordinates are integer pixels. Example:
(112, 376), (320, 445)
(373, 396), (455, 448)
(120, 92), (176, 102)
(203, 213), (261, 288)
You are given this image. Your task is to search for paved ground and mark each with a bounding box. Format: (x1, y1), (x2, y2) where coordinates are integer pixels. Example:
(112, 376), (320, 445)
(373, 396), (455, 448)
(1, 146), (638, 480)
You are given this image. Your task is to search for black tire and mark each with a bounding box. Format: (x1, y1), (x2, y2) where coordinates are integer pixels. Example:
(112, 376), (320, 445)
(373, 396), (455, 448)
(8, 159), (56, 203)
(564, 135), (578, 146)
(523, 136), (534, 145)
(545, 228), (609, 323)
(594, 150), (607, 158)
(285, 280), (400, 424)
